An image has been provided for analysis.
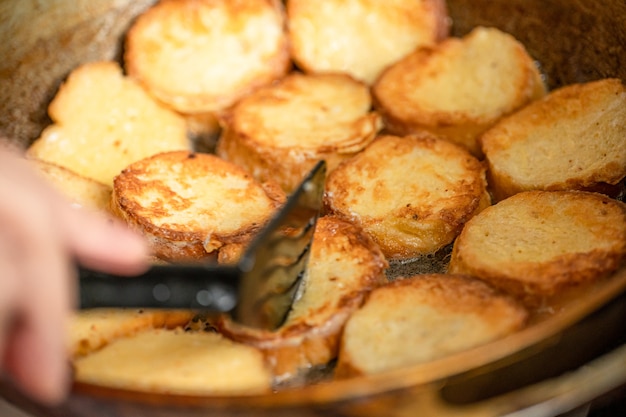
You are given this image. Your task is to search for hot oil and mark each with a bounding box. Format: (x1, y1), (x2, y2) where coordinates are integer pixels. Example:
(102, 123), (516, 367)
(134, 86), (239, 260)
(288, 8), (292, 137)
(385, 243), (453, 280)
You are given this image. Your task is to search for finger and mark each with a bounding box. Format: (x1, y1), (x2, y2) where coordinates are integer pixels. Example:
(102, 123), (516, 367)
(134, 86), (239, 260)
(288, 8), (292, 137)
(0, 233), (20, 362)
(59, 207), (150, 275)
(0, 150), (149, 275)
(0, 169), (71, 404)
(2, 215), (72, 404)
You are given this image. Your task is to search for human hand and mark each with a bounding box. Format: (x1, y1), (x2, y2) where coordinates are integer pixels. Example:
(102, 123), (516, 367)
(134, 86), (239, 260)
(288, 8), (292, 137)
(0, 148), (149, 404)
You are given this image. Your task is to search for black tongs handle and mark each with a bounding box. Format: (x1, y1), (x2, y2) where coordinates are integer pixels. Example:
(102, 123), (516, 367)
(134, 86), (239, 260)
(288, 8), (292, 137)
(78, 263), (242, 312)
(78, 160), (327, 328)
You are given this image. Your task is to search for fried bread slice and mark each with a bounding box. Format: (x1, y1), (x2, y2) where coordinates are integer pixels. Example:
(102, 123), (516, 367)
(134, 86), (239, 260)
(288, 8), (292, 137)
(324, 133), (491, 260)
(372, 26), (546, 155)
(287, 0), (449, 84)
(448, 190), (626, 306)
(27, 61), (190, 186)
(216, 72), (382, 193)
(481, 78), (626, 202)
(111, 150), (285, 261)
(124, 0), (290, 115)
(69, 308), (196, 358)
(217, 216), (389, 384)
(29, 158), (112, 212)
(335, 274), (528, 377)
(73, 327), (272, 395)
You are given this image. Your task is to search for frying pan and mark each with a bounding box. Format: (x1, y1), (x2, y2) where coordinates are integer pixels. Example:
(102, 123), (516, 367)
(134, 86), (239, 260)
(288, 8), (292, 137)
(0, 0), (625, 416)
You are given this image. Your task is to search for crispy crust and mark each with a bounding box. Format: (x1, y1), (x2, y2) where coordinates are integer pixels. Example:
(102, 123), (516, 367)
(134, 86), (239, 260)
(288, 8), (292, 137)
(69, 308), (196, 358)
(335, 274), (528, 377)
(481, 79), (626, 202)
(216, 72), (382, 192)
(324, 133), (491, 260)
(287, 0), (450, 84)
(29, 158), (112, 212)
(217, 216), (389, 383)
(73, 328), (272, 395)
(448, 191), (626, 306)
(27, 61), (190, 186)
(111, 150), (285, 261)
(125, 0), (291, 114)
(372, 26), (546, 156)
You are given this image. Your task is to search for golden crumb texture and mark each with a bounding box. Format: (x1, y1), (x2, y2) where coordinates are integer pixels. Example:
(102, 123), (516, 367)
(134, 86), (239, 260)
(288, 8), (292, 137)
(217, 215), (388, 383)
(68, 308), (196, 358)
(27, 61), (190, 186)
(125, 0), (291, 114)
(217, 72), (382, 193)
(111, 150), (285, 261)
(336, 274), (528, 376)
(29, 158), (112, 212)
(481, 78), (626, 201)
(287, 0), (449, 84)
(448, 190), (626, 305)
(372, 26), (546, 155)
(73, 327), (272, 395)
(324, 133), (491, 260)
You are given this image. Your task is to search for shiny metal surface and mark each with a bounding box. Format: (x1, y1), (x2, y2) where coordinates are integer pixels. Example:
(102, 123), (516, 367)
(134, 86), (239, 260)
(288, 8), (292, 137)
(77, 161), (326, 330)
(235, 160), (326, 329)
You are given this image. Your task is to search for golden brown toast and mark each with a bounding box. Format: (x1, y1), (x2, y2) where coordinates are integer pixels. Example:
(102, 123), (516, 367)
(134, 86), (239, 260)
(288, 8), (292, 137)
(111, 150), (286, 261)
(216, 72), (382, 193)
(29, 158), (112, 212)
(335, 274), (528, 377)
(372, 26), (546, 155)
(481, 78), (626, 202)
(286, 0), (449, 84)
(73, 327), (272, 395)
(27, 61), (190, 186)
(217, 216), (389, 384)
(448, 190), (626, 306)
(124, 0), (291, 115)
(324, 133), (491, 260)
(68, 308), (196, 358)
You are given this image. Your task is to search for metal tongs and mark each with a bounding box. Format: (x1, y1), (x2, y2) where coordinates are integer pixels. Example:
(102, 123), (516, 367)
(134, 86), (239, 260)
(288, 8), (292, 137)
(78, 161), (327, 330)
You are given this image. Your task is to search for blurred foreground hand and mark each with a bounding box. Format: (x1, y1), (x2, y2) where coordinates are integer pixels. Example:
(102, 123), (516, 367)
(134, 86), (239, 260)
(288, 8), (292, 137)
(0, 147), (149, 404)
